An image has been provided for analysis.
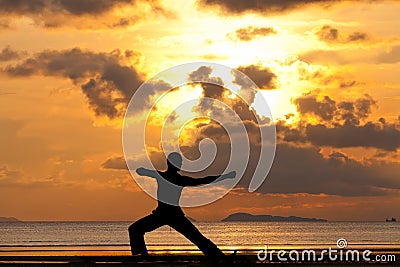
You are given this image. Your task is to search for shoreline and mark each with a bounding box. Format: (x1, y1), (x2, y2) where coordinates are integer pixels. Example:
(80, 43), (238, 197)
(1, 248), (399, 266)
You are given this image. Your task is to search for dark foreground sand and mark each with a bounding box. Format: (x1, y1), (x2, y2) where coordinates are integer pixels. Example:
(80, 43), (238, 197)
(0, 252), (399, 266)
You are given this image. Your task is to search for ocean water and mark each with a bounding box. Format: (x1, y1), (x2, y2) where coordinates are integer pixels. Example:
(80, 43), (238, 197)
(0, 221), (399, 255)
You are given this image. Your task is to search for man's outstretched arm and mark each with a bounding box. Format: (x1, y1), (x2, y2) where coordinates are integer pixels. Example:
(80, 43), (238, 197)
(136, 167), (159, 179)
(182, 171), (236, 186)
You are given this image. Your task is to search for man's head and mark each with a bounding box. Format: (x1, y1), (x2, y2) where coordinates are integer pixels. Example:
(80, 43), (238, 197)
(167, 152), (182, 171)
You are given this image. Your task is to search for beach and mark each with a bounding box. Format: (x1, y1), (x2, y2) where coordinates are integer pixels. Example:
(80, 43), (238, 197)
(0, 221), (399, 266)
(1, 252), (399, 266)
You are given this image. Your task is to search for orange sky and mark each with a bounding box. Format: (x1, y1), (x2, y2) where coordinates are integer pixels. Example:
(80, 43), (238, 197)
(0, 0), (400, 221)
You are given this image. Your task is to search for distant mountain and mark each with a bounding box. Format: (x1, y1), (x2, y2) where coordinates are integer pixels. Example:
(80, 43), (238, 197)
(222, 213), (327, 222)
(0, 217), (22, 222)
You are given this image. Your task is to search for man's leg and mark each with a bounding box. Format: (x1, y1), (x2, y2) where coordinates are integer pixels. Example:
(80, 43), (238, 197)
(169, 216), (225, 259)
(128, 213), (164, 256)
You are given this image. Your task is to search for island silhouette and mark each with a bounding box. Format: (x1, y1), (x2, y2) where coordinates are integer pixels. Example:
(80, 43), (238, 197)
(222, 212), (327, 222)
(0, 217), (21, 222)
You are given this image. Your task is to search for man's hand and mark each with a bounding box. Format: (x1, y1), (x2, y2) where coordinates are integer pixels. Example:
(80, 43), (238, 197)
(136, 167), (147, 176)
(135, 167), (159, 179)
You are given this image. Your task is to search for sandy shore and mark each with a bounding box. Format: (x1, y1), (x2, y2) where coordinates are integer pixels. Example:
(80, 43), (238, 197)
(1, 246), (399, 266)
(0, 252), (399, 266)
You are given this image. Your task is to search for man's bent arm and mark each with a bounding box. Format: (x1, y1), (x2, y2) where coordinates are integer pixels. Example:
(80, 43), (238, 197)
(181, 171), (236, 186)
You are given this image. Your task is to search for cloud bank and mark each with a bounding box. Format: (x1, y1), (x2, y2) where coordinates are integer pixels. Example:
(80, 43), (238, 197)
(2, 48), (144, 118)
(0, 0), (171, 28)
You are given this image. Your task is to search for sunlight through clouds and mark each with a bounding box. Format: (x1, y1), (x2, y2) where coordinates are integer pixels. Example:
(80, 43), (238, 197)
(0, 0), (399, 221)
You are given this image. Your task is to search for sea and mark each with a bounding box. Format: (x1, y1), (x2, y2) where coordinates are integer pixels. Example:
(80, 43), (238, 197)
(0, 221), (399, 256)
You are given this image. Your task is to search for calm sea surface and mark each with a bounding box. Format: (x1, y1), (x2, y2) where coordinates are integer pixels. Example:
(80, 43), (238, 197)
(0, 222), (399, 255)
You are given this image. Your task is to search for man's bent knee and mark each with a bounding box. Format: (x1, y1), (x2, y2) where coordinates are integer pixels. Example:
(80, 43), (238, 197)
(128, 222), (144, 235)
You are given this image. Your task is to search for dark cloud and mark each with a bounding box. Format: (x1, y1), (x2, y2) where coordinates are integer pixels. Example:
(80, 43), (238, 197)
(0, 0), (129, 15)
(251, 143), (400, 196)
(187, 66), (264, 124)
(293, 93), (376, 125)
(236, 65), (277, 89)
(305, 122), (400, 151)
(315, 25), (370, 43)
(229, 26), (277, 41)
(52, 0), (133, 15)
(281, 93), (400, 151)
(104, 142), (400, 197)
(0, 46), (24, 61)
(316, 25), (339, 42)
(4, 48), (125, 78)
(197, 0), (359, 15)
(2, 48), (148, 118)
(188, 66), (224, 87)
(0, 0), (171, 28)
(347, 31), (369, 42)
(293, 94), (336, 121)
(276, 121), (305, 143)
(188, 66), (227, 112)
(102, 156), (128, 170)
(104, 128), (400, 197)
(339, 80), (357, 88)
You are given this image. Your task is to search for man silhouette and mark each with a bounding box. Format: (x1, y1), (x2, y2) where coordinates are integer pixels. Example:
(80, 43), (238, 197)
(129, 152), (236, 260)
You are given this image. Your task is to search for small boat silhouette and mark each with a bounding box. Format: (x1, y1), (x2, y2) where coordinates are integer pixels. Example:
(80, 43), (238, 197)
(386, 217), (396, 222)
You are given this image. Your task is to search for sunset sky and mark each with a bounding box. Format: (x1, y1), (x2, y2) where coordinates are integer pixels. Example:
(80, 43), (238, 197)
(0, 0), (400, 221)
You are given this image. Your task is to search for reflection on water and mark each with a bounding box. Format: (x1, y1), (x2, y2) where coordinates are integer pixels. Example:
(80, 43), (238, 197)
(0, 221), (399, 255)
